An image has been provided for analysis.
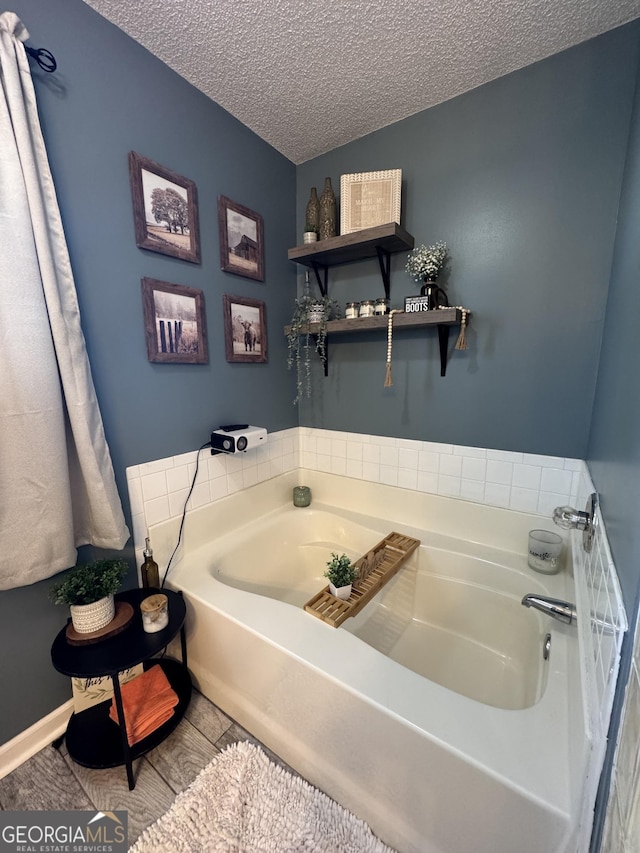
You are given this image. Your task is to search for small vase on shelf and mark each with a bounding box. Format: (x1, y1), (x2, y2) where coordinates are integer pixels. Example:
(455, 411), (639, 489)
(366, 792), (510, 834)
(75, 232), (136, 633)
(305, 187), (320, 233)
(319, 177), (337, 240)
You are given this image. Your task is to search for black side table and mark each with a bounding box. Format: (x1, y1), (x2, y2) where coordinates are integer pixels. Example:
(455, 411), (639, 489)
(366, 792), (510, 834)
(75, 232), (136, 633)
(51, 588), (192, 790)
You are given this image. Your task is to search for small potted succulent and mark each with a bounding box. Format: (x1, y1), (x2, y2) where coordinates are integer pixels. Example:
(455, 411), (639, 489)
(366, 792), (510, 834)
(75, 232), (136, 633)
(324, 552), (357, 600)
(49, 558), (128, 634)
(303, 225), (319, 244)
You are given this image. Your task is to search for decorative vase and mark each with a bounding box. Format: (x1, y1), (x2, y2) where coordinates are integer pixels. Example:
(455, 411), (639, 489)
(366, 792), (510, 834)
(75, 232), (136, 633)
(305, 187), (320, 232)
(70, 594), (115, 634)
(319, 177), (337, 240)
(329, 582), (352, 600)
(420, 279), (449, 309)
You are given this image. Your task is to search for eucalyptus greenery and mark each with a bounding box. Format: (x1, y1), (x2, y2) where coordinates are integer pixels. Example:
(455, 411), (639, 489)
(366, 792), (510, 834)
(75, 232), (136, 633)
(406, 241), (448, 282)
(286, 291), (340, 405)
(324, 552), (357, 588)
(49, 559), (128, 606)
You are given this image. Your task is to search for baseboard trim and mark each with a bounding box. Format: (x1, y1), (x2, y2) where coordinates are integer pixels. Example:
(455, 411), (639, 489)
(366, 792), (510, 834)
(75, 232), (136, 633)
(0, 700), (73, 780)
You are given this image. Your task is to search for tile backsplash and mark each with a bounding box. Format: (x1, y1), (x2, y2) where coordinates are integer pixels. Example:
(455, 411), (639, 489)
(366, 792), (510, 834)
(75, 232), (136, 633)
(126, 427), (586, 560)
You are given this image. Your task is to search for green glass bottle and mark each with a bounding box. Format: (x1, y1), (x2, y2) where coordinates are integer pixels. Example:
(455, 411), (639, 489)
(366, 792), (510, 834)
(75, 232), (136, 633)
(141, 537), (160, 589)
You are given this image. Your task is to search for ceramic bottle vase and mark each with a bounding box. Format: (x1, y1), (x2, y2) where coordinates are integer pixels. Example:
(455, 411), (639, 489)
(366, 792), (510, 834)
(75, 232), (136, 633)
(319, 177), (337, 240)
(305, 187), (319, 232)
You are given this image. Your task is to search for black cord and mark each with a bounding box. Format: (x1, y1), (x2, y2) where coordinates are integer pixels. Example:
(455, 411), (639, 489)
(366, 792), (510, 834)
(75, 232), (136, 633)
(161, 441), (210, 588)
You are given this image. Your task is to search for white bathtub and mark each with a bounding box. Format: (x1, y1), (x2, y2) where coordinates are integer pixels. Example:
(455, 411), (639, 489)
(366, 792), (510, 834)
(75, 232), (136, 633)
(150, 470), (589, 853)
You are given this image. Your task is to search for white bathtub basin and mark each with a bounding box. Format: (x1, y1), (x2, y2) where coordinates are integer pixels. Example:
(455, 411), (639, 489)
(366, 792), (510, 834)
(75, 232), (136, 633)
(150, 470), (587, 853)
(211, 507), (548, 710)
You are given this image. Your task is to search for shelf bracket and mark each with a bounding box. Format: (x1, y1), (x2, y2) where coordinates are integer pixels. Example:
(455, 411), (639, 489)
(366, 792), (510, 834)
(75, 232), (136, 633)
(375, 246), (392, 301)
(437, 325), (450, 377)
(310, 261), (328, 298)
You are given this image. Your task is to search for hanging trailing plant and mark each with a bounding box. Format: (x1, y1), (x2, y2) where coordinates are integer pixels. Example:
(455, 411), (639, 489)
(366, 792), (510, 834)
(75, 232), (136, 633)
(286, 291), (340, 405)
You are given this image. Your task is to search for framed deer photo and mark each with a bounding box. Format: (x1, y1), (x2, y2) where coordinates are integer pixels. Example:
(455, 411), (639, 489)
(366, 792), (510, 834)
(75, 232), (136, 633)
(223, 294), (267, 363)
(129, 151), (201, 263)
(141, 277), (208, 364)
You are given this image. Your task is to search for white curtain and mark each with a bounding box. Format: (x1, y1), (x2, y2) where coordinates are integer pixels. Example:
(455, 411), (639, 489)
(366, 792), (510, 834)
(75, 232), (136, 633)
(0, 12), (129, 590)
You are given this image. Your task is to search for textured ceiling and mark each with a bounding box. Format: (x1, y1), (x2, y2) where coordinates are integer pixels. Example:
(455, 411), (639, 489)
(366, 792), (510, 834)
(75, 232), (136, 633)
(82, 0), (640, 164)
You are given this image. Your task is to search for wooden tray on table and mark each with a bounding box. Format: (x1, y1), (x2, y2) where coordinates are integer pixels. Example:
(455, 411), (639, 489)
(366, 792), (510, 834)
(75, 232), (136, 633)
(303, 532), (420, 628)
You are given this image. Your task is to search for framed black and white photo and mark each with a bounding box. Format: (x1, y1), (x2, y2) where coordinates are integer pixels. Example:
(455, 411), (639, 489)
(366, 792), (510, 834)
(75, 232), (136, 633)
(223, 294), (267, 363)
(129, 151), (201, 263)
(141, 277), (208, 364)
(218, 196), (265, 281)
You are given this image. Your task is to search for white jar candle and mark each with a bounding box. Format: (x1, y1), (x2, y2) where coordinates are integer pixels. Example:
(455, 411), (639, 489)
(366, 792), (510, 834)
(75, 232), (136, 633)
(140, 593), (169, 632)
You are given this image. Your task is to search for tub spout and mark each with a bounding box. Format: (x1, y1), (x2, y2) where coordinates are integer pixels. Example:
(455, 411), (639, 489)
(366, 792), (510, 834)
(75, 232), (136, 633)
(521, 594), (577, 626)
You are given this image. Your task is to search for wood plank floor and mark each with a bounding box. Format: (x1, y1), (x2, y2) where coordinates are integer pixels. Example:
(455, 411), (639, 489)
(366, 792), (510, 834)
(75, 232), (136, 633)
(0, 688), (292, 846)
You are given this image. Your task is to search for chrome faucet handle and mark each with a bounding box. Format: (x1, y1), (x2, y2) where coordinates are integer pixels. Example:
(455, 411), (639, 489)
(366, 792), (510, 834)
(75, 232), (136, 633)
(552, 492), (598, 553)
(552, 506), (590, 530)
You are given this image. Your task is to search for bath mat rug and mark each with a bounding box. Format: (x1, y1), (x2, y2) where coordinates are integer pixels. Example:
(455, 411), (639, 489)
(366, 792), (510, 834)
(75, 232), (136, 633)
(130, 740), (395, 852)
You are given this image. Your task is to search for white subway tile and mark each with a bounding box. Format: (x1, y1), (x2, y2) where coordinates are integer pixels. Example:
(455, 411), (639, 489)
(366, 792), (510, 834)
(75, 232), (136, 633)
(317, 437), (332, 455)
(462, 457), (486, 481)
(317, 453), (332, 473)
(398, 467), (418, 490)
(486, 460), (513, 485)
(188, 481), (211, 510)
(210, 475), (229, 501)
(128, 476), (144, 517)
(207, 454), (227, 479)
(362, 462), (380, 482)
(509, 487), (540, 513)
(541, 467), (574, 494)
(537, 490), (569, 516)
(423, 441), (453, 454)
(380, 445), (399, 467)
(363, 444), (381, 464)
(454, 445), (486, 458)
(379, 465), (399, 486)
(371, 435), (396, 447)
(300, 451), (317, 470)
(346, 459), (364, 479)
(141, 471), (168, 501)
(484, 482), (511, 508)
(144, 495), (171, 526)
(166, 465), (190, 494)
(242, 467), (258, 489)
(331, 439), (347, 457)
(461, 479), (485, 502)
(512, 463), (541, 491)
(418, 451), (439, 473)
(526, 453), (566, 468)
(140, 457), (174, 476)
(399, 448), (419, 469)
(126, 465), (140, 480)
(563, 457), (583, 472)
(173, 451), (198, 467)
(396, 438), (422, 452)
(331, 457), (347, 476)
(417, 471), (438, 493)
(347, 441), (364, 461)
(169, 488), (189, 518)
(439, 454), (462, 477)
(438, 475), (461, 498)
(486, 449), (523, 463)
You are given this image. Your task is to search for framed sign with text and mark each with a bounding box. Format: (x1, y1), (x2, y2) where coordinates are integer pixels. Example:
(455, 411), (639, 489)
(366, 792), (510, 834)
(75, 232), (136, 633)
(340, 169), (402, 234)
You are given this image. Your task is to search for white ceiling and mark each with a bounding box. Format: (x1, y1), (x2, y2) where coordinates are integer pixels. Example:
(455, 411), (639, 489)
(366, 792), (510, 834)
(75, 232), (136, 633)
(82, 0), (640, 164)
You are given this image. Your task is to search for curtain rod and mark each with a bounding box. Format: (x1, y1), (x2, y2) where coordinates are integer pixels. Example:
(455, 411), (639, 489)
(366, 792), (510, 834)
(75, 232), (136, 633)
(25, 45), (57, 73)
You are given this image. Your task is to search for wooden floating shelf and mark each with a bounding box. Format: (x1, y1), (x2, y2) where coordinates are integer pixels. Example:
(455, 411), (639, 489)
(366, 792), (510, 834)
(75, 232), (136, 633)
(303, 532), (420, 628)
(288, 222), (414, 268)
(284, 307), (461, 336)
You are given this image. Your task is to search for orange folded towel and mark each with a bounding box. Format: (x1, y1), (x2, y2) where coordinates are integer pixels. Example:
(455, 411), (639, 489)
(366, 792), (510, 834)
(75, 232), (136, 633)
(109, 664), (179, 746)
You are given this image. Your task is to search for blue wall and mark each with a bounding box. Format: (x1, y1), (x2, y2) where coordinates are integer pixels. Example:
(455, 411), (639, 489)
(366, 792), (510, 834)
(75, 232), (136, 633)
(0, 0), (296, 743)
(586, 40), (640, 850)
(296, 26), (639, 460)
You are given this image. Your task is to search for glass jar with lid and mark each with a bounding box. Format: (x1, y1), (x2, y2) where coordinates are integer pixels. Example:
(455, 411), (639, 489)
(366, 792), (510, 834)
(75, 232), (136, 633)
(374, 298), (389, 315)
(345, 301), (360, 319)
(359, 300), (376, 318)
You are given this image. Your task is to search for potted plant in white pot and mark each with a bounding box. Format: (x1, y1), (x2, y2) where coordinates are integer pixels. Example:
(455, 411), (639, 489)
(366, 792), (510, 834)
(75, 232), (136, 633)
(324, 552), (357, 600)
(286, 290), (340, 404)
(49, 558), (128, 633)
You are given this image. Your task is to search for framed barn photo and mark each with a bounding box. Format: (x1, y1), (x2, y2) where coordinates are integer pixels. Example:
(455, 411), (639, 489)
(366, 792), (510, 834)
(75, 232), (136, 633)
(141, 277), (208, 364)
(218, 196), (265, 281)
(129, 151), (201, 264)
(223, 294), (267, 363)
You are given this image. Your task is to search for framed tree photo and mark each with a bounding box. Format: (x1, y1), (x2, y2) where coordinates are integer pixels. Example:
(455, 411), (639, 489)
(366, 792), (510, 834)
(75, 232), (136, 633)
(218, 196), (265, 281)
(129, 151), (201, 263)
(223, 294), (267, 363)
(141, 277), (208, 364)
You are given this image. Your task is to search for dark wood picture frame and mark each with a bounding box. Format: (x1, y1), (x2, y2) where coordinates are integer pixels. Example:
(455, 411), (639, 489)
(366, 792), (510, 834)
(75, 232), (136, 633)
(141, 277), (208, 364)
(223, 294), (267, 363)
(218, 195), (265, 281)
(129, 151), (201, 264)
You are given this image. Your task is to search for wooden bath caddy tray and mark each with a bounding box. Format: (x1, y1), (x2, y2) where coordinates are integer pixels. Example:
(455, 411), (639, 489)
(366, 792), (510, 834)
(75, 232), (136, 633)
(303, 532), (420, 628)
